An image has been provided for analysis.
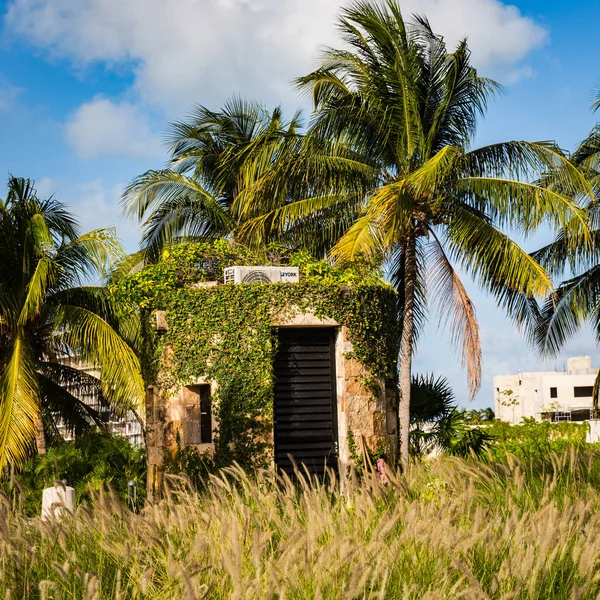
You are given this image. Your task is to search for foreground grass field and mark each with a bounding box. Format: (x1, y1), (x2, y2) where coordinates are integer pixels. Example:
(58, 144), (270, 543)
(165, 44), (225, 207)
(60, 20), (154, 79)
(3, 450), (600, 599)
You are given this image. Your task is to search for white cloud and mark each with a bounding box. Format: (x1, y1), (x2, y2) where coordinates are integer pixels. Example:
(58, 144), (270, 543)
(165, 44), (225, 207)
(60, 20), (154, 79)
(34, 177), (57, 198)
(64, 97), (162, 158)
(34, 177), (141, 251)
(6, 0), (547, 116)
(74, 179), (140, 250)
(0, 79), (22, 110)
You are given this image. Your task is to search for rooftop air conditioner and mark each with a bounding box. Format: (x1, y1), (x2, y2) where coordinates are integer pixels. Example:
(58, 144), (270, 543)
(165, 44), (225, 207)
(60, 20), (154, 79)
(224, 266), (300, 284)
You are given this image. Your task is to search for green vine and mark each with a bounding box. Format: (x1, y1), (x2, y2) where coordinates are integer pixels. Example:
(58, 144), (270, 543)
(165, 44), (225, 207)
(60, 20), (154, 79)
(113, 241), (399, 471)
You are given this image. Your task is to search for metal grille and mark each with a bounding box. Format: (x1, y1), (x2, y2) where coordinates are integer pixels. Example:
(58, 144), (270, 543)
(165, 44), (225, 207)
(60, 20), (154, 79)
(223, 268), (235, 284)
(273, 328), (338, 478)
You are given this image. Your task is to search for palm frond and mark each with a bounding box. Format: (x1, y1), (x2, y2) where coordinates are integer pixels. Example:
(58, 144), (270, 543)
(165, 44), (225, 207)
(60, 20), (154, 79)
(535, 266), (600, 356)
(38, 371), (107, 436)
(51, 305), (144, 415)
(410, 373), (455, 423)
(0, 332), (39, 470)
(458, 176), (589, 238)
(18, 256), (57, 325)
(56, 228), (125, 284)
(426, 231), (481, 399)
(445, 205), (552, 305)
(387, 241), (428, 350)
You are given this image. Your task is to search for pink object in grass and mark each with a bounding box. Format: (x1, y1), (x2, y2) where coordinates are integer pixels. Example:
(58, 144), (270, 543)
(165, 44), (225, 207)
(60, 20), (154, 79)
(377, 458), (388, 484)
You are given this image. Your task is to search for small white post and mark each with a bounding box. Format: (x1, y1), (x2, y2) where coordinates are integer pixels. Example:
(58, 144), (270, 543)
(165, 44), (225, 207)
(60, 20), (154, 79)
(587, 420), (600, 444)
(41, 481), (75, 521)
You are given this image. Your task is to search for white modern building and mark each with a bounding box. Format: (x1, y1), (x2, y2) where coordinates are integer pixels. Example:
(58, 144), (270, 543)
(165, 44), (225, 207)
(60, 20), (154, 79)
(494, 356), (599, 424)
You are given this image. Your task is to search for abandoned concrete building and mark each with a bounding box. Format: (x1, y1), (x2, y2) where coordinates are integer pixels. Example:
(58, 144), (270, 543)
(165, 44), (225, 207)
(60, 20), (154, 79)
(128, 247), (399, 495)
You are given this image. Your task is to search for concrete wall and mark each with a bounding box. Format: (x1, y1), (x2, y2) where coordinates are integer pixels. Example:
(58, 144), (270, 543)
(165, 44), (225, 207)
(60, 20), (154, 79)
(587, 420), (600, 443)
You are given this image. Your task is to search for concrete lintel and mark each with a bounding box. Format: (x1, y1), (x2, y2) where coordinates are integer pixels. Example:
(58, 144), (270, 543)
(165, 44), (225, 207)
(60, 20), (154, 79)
(271, 308), (339, 327)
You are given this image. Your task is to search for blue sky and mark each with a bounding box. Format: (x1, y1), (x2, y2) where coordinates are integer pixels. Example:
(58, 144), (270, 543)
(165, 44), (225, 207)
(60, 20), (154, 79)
(1, 0), (599, 409)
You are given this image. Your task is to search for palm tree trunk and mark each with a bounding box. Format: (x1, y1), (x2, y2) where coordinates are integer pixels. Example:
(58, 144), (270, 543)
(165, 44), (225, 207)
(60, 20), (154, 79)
(34, 413), (47, 455)
(399, 232), (416, 467)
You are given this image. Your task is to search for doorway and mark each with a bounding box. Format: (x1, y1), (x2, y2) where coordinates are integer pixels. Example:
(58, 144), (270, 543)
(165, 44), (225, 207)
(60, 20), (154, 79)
(273, 327), (338, 477)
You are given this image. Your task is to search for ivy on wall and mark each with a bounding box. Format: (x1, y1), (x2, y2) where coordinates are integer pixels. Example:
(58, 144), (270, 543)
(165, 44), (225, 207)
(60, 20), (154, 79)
(113, 241), (399, 471)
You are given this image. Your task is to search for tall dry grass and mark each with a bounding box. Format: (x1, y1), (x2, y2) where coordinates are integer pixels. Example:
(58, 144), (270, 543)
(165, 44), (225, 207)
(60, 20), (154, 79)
(3, 449), (600, 599)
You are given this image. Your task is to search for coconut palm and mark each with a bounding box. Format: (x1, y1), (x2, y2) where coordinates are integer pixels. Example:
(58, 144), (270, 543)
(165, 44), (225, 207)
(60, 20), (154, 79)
(532, 96), (600, 408)
(235, 1), (591, 463)
(410, 374), (491, 458)
(0, 176), (144, 471)
(462, 407), (495, 425)
(121, 97), (303, 260)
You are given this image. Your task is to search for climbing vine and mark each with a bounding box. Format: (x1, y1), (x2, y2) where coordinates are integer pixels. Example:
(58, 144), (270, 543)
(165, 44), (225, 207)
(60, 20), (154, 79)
(113, 241), (399, 470)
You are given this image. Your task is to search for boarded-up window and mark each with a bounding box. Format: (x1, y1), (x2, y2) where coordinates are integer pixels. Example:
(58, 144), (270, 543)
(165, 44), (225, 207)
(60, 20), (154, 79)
(574, 386), (593, 398)
(182, 385), (212, 444)
(550, 387), (558, 398)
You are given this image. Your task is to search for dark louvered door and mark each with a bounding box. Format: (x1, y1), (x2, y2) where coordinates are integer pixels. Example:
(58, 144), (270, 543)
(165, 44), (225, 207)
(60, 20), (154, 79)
(274, 327), (338, 477)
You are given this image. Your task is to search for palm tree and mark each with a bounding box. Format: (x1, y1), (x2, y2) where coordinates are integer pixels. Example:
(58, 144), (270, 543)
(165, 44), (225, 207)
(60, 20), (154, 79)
(532, 95), (600, 409)
(235, 1), (591, 464)
(0, 177), (144, 471)
(410, 374), (491, 458)
(121, 97), (303, 260)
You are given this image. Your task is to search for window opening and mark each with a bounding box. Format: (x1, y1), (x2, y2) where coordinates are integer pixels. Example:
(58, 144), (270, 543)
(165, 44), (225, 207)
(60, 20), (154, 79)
(574, 386), (593, 398)
(200, 386), (212, 443)
(182, 384), (212, 444)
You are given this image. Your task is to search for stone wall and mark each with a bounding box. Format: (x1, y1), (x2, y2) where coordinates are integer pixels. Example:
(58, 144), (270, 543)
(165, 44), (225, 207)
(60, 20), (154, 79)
(146, 309), (397, 497)
(334, 325), (397, 465)
(146, 380), (217, 497)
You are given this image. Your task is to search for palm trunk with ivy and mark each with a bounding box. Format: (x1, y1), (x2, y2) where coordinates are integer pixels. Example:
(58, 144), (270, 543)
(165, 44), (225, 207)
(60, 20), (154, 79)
(399, 232), (416, 465)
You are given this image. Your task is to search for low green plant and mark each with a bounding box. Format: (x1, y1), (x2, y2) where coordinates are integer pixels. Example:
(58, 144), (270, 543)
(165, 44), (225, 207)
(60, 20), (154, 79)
(0, 433), (146, 516)
(410, 374), (492, 458)
(486, 419), (589, 461)
(162, 444), (214, 489)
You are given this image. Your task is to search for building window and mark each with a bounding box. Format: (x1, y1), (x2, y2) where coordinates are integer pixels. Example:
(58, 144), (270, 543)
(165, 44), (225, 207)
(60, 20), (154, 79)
(574, 386), (594, 398)
(550, 387), (558, 399)
(182, 384), (213, 444)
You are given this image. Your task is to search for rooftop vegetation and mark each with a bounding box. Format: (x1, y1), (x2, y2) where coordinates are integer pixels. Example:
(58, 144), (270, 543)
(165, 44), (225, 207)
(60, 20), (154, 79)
(114, 240), (399, 475)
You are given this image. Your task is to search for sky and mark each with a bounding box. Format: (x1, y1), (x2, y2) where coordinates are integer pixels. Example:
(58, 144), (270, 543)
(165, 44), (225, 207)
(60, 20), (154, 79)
(1, 0), (599, 409)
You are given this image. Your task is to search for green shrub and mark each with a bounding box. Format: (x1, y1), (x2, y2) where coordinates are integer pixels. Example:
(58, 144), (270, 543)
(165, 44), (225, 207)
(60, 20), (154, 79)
(0, 433), (146, 516)
(486, 419), (589, 461)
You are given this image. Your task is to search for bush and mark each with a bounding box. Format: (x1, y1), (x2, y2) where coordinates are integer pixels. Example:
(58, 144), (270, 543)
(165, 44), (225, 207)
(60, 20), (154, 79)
(486, 419), (589, 461)
(0, 433), (146, 516)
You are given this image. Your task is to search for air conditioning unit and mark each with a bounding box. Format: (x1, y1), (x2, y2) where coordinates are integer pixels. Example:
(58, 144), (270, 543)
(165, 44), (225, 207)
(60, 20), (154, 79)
(224, 266), (300, 284)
